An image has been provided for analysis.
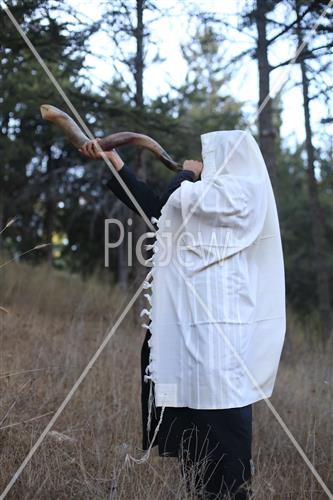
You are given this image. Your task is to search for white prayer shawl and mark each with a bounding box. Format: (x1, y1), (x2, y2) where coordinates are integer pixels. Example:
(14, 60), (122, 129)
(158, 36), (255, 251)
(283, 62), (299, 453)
(142, 130), (286, 409)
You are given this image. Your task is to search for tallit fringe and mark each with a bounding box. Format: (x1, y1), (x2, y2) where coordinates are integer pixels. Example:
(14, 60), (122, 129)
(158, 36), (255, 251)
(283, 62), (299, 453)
(124, 218), (163, 466)
(140, 308), (151, 319)
(144, 243), (155, 251)
(141, 264), (156, 381)
(146, 378), (154, 438)
(143, 280), (152, 290)
(124, 406), (165, 466)
(143, 293), (152, 306)
(138, 226), (160, 461)
(144, 256), (154, 267)
(144, 363), (154, 383)
(146, 231), (156, 238)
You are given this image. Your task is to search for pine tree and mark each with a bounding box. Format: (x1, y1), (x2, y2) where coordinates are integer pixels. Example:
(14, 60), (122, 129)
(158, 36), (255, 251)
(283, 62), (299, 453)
(1, 0), (97, 266)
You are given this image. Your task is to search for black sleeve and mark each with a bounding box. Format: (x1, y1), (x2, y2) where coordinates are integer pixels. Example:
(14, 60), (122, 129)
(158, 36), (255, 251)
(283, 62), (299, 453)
(159, 170), (195, 207)
(106, 163), (161, 220)
(106, 164), (196, 220)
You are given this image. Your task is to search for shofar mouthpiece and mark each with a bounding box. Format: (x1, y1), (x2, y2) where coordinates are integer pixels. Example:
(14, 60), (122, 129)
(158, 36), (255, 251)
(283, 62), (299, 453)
(40, 104), (182, 172)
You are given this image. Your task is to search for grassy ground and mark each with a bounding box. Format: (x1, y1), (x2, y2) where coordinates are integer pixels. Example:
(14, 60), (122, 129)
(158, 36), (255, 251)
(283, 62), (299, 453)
(0, 261), (332, 499)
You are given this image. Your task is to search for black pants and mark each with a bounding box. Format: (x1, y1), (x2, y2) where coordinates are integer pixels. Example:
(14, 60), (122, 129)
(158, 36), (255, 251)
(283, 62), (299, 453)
(141, 330), (253, 499)
(177, 420), (252, 499)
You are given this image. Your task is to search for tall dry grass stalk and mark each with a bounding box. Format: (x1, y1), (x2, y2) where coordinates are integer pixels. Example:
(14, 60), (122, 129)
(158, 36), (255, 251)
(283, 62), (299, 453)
(0, 260), (332, 498)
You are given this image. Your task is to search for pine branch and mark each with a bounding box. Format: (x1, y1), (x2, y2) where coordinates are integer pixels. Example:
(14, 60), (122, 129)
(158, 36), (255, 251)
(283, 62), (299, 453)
(267, 3), (315, 45)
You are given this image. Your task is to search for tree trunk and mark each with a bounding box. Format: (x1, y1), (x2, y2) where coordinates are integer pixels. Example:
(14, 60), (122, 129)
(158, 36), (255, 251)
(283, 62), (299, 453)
(44, 145), (54, 266)
(134, 0), (144, 111)
(132, 0), (148, 301)
(256, 0), (277, 189)
(0, 113), (10, 250)
(0, 188), (5, 250)
(296, 5), (332, 341)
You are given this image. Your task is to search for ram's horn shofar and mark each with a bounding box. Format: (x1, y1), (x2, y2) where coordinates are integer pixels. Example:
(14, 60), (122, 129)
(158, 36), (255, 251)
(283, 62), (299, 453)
(40, 104), (182, 172)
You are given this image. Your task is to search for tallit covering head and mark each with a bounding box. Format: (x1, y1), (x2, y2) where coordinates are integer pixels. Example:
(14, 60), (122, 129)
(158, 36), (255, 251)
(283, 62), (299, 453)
(142, 130), (286, 409)
(201, 129), (266, 179)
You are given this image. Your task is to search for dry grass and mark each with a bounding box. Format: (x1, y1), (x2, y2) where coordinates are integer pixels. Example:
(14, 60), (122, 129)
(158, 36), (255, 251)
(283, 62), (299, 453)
(0, 260), (332, 499)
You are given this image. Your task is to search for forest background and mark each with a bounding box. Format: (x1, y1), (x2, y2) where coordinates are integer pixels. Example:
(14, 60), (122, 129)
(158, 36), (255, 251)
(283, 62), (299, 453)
(0, 1), (333, 497)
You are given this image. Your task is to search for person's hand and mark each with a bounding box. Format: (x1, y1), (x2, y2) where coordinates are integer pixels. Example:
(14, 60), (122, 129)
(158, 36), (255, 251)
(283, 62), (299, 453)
(79, 139), (124, 171)
(183, 160), (203, 180)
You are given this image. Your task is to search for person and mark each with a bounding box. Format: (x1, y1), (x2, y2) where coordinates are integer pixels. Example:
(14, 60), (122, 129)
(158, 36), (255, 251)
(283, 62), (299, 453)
(80, 131), (285, 499)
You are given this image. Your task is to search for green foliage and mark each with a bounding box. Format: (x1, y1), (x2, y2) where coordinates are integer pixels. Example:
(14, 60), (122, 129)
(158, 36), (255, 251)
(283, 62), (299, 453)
(1, 0), (332, 318)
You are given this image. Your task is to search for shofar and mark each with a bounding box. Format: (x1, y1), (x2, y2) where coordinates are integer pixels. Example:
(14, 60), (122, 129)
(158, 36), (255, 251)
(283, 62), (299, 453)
(40, 104), (182, 172)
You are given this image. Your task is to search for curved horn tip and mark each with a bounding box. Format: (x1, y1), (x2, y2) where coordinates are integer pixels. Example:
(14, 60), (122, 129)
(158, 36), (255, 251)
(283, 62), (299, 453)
(40, 104), (49, 118)
(40, 104), (62, 121)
